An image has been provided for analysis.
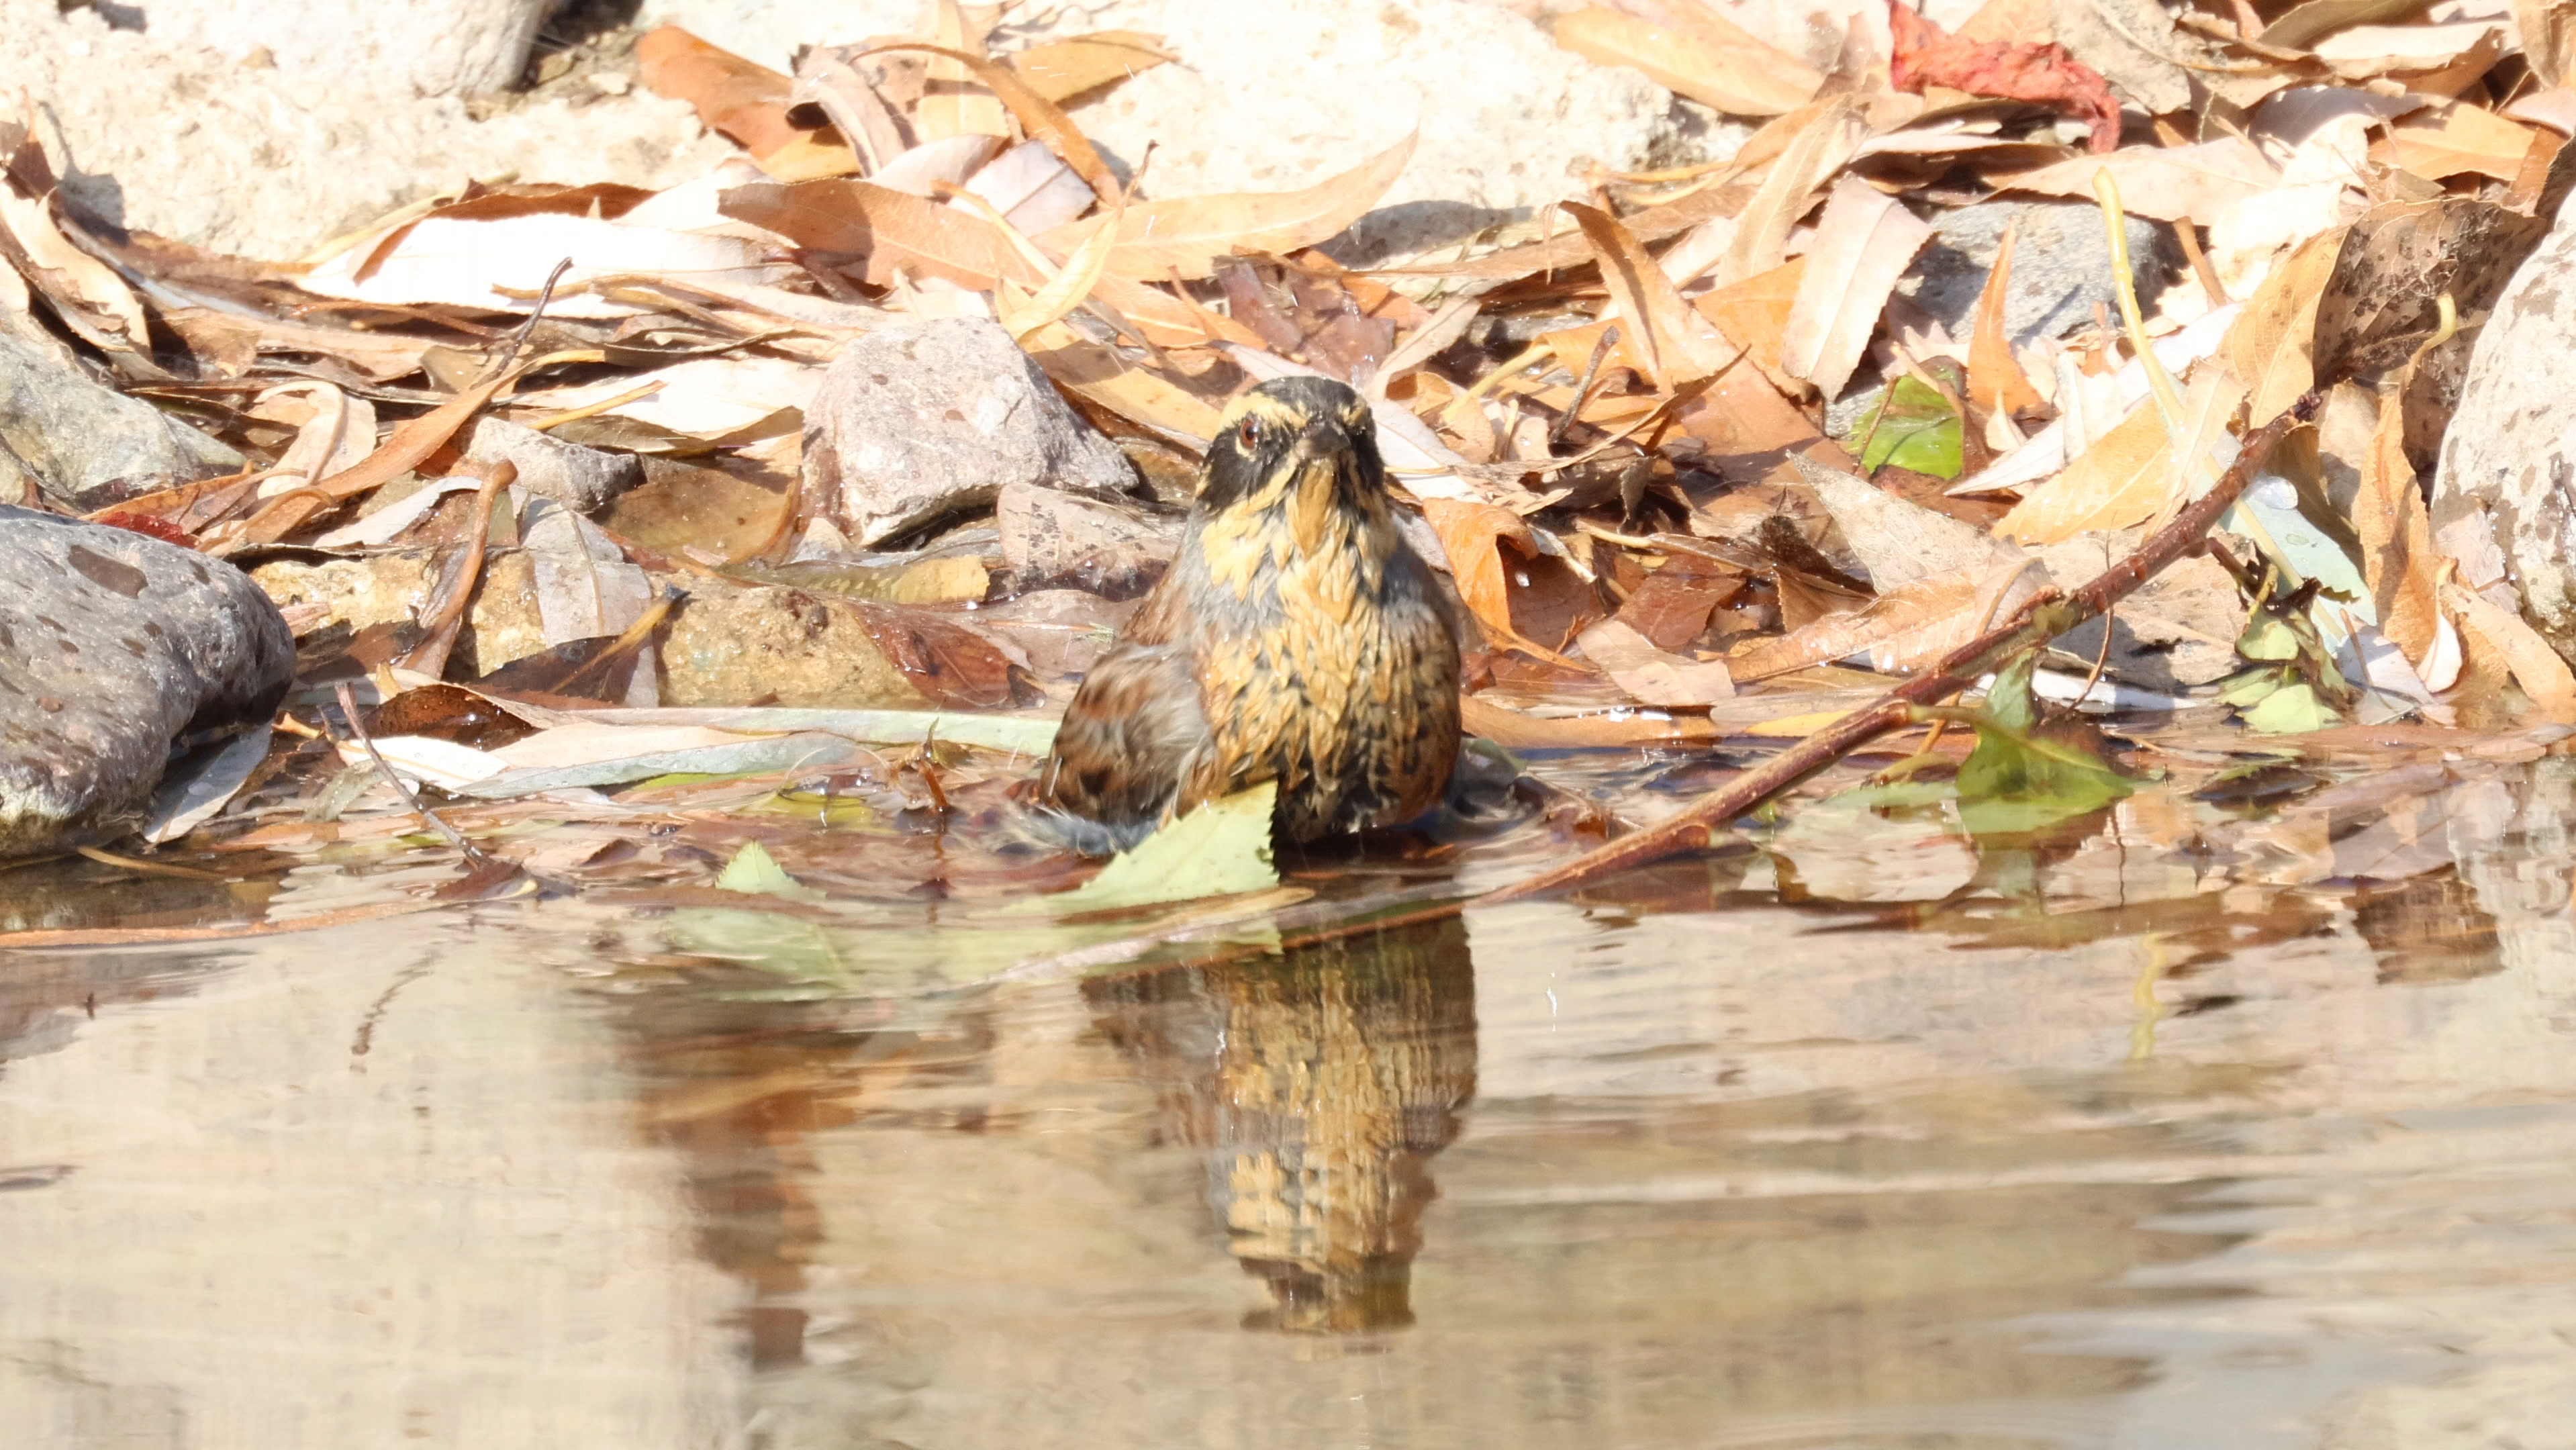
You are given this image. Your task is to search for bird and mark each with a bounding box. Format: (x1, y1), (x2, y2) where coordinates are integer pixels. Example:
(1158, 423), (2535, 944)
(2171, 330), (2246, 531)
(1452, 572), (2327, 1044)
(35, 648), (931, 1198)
(1034, 375), (1462, 854)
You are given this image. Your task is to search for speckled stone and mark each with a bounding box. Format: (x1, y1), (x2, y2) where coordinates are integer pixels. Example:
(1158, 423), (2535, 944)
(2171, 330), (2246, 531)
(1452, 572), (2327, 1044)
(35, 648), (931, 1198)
(0, 508), (293, 856)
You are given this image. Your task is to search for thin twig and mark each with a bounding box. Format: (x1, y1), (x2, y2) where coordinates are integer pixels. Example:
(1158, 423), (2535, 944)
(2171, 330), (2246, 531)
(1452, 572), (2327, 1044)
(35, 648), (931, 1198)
(1549, 324), (1621, 446)
(1478, 391), (2322, 906)
(332, 681), (493, 865)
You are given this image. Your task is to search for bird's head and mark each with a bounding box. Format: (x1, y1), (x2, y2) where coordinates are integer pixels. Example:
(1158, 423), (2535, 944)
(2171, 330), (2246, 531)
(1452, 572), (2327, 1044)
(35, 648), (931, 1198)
(1196, 377), (1397, 552)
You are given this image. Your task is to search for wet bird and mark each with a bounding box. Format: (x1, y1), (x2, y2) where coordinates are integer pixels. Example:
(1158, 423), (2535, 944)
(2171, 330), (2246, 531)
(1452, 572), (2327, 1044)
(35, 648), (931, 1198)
(1035, 376), (1462, 853)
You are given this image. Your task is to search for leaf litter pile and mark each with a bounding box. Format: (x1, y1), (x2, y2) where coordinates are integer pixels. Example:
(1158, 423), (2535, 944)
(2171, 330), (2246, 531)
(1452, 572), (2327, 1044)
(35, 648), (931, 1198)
(11, 0), (2576, 983)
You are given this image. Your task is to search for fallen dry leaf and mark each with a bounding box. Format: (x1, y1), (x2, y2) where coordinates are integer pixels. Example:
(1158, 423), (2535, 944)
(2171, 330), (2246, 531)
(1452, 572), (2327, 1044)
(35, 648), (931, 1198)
(301, 201), (782, 318)
(722, 176), (1040, 289)
(1727, 561), (2042, 680)
(1551, 5), (1821, 117)
(1036, 134), (1415, 281)
(1004, 31), (1174, 103)
(2352, 382), (2452, 681)
(914, 1), (1012, 142)
(1998, 139), (2281, 222)
(2375, 99), (2541, 182)
(1577, 618), (1735, 704)
(1780, 177), (1933, 401)
(635, 26), (849, 173)
(1968, 220), (2046, 419)
(1995, 366), (2246, 544)
(1721, 97), (1864, 285)
(1565, 201), (1739, 389)
(2220, 224), (2345, 426)
(2442, 573), (2576, 724)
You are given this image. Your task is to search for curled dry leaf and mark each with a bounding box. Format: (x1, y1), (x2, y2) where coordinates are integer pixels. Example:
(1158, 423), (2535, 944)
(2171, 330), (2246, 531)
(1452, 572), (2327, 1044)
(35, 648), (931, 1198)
(1722, 97), (1864, 285)
(848, 40), (1122, 205)
(1967, 222), (2044, 420)
(1035, 134), (1415, 281)
(1419, 497), (1547, 646)
(2352, 382), (2454, 683)
(1001, 183), (1123, 340)
(1780, 176), (1933, 401)
(635, 26), (852, 177)
(0, 135), (150, 358)
(1550, 5), (1822, 117)
(2442, 573), (2576, 724)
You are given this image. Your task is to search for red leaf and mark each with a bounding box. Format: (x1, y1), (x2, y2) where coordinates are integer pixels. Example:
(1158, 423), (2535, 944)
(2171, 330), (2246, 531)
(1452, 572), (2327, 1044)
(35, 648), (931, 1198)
(1887, 0), (2121, 156)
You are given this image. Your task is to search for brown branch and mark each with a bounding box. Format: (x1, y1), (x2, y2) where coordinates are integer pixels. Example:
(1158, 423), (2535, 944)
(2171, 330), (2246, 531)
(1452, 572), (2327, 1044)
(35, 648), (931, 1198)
(1478, 389), (2322, 906)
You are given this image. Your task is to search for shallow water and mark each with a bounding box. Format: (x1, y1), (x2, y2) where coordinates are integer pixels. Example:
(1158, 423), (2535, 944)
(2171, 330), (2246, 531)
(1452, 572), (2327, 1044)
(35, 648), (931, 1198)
(6, 757), (2576, 1448)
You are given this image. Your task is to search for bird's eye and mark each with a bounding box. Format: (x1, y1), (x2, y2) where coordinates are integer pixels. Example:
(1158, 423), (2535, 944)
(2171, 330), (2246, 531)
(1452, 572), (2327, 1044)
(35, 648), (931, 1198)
(1237, 418), (1262, 450)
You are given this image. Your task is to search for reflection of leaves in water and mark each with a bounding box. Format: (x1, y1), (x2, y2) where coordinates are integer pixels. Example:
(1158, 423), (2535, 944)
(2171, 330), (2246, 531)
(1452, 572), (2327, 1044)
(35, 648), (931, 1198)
(665, 908), (849, 994)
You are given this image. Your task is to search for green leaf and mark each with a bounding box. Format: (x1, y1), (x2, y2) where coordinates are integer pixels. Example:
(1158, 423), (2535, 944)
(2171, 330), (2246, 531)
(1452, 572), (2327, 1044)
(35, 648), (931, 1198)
(1952, 652), (2138, 835)
(716, 840), (828, 902)
(1048, 780), (1280, 912)
(2242, 680), (2342, 734)
(1852, 374), (1964, 478)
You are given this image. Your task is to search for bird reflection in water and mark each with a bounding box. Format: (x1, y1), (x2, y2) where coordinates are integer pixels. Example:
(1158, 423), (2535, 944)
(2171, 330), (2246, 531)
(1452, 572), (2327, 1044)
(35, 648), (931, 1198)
(1085, 915), (1478, 1334)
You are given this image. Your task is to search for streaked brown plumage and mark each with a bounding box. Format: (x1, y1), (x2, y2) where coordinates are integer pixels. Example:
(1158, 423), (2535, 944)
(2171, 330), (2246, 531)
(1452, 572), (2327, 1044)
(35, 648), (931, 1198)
(1037, 377), (1461, 853)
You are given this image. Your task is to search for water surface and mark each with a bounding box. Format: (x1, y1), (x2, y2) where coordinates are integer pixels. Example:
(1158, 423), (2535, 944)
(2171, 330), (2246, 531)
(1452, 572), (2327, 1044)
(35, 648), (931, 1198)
(5, 756), (2576, 1447)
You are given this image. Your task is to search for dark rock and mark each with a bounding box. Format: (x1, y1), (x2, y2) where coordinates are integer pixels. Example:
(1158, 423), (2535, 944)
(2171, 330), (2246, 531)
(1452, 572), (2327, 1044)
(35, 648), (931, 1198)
(461, 416), (642, 514)
(802, 317), (1137, 548)
(0, 334), (244, 510)
(1899, 200), (2182, 346)
(0, 507), (293, 856)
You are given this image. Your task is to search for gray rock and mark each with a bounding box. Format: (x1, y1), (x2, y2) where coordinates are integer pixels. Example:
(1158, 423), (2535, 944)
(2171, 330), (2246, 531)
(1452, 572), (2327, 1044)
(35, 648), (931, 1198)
(120, 0), (552, 99)
(996, 480), (1177, 598)
(0, 507), (294, 857)
(0, 335), (243, 511)
(463, 417), (642, 514)
(1899, 200), (2182, 346)
(802, 318), (1137, 548)
(2433, 192), (2576, 657)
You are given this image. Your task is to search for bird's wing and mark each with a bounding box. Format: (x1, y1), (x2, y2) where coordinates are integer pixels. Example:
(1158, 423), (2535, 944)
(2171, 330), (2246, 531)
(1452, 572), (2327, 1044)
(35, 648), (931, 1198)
(1038, 635), (1217, 850)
